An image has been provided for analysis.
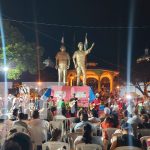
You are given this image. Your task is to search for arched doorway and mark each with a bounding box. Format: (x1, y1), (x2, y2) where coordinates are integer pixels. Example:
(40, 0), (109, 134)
(100, 77), (110, 93)
(87, 77), (98, 92)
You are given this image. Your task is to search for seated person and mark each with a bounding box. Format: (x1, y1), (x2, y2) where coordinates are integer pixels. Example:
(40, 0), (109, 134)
(73, 108), (85, 123)
(50, 128), (61, 141)
(29, 110), (49, 144)
(74, 124), (103, 147)
(138, 114), (150, 129)
(88, 110), (100, 123)
(9, 109), (18, 121)
(1, 132), (32, 150)
(74, 112), (96, 133)
(127, 108), (141, 125)
(111, 113), (119, 128)
(101, 116), (114, 141)
(12, 113), (28, 129)
(101, 116), (114, 129)
(100, 105), (111, 122)
(29, 110), (49, 130)
(120, 110), (129, 126)
(110, 123), (142, 150)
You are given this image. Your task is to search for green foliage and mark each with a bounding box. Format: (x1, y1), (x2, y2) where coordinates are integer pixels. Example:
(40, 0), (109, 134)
(0, 21), (44, 79)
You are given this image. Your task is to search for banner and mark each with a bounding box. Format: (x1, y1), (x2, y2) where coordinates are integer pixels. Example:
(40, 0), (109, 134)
(51, 86), (94, 107)
(71, 86), (89, 107)
(51, 86), (71, 102)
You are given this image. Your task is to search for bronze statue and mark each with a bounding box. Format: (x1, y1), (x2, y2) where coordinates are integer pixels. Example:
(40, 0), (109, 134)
(73, 42), (95, 85)
(55, 45), (70, 84)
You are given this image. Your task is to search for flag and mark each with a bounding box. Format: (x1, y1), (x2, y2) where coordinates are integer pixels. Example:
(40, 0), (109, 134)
(89, 87), (96, 103)
(84, 33), (88, 50)
(61, 36), (64, 44)
(41, 88), (51, 101)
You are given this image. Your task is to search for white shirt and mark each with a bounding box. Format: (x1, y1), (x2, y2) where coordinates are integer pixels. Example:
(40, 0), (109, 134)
(127, 115), (141, 125)
(29, 119), (49, 143)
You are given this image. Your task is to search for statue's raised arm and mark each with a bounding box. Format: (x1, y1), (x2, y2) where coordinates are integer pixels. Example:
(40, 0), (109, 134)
(85, 43), (95, 55)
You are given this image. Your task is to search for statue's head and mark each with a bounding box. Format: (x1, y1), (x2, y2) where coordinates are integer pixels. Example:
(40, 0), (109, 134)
(60, 45), (66, 52)
(78, 42), (83, 50)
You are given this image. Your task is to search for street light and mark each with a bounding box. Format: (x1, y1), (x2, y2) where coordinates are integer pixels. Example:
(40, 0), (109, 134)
(37, 81), (42, 86)
(3, 66), (9, 72)
(126, 94), (132, 100)
(116, 85), (120, 89)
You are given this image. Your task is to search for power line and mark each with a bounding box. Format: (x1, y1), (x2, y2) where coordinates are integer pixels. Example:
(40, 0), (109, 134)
(2, 15), (149, 75)
(2, 18), (148, 30)
(7, 17), (73, 48)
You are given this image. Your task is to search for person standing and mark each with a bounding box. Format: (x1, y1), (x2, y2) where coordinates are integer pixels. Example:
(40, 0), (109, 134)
(90, 93), (100, 112)
(69, 93), (78, 117)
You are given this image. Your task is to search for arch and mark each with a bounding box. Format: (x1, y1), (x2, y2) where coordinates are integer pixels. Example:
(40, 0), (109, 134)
(87, 77), (98, 91)
(67, 69), (118, 92)
(100, 72), (113, 92)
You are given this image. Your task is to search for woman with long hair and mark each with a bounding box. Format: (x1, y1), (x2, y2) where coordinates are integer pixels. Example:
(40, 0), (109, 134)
(74, 123), (102, 147)
(82, 123), (92, 144)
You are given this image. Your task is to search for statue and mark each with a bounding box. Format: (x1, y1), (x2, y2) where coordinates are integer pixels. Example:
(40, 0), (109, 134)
(73, 42), (95, 86)
(55, 45), (70, 84)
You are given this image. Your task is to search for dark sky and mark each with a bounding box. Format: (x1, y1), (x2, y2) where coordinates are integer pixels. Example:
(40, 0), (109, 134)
(1, 0), (150, 72)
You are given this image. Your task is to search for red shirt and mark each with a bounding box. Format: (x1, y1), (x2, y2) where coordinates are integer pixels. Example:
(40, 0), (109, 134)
(92, 98), (101, 110)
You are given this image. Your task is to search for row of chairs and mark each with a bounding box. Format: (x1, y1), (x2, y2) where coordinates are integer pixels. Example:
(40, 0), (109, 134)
(42, 142), (102, 150)
(42, 141), (144, 150)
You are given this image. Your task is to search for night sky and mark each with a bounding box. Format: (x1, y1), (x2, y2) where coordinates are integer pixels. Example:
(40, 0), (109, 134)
(1, 0), (150, 79)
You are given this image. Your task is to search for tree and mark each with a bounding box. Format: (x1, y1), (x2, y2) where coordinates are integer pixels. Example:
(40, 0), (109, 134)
(0, 21), (44, 80)
(132, 61), (150, 97)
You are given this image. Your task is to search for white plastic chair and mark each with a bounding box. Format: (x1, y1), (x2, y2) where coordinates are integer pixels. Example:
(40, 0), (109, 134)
(76, 143), (102, 150)
(67, 133), (82, 150)
(13, 125), (28, 134)
(114, 146), (142, 150)
(42, 141), (69, 150)
(75, 128), (83, 134)
(138, 129), (150, 137)
(53, 115), (67, 134)
(49, 121), (64, 129)
(53, 115), (67, 121)
(140, 136), (150, 144)
(49, 121), (64, 137)
(106, 128), (118, 140)
(66, 117), (76, 131)
(28, 126), (46, 148)
(102, 128), (117, 150)
(102, 128), (117, 145)
(140, 136), (150, 150)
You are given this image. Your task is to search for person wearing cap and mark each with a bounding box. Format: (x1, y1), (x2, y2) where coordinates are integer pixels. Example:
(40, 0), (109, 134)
(100, 103), (111, 122)
(73, 42), (95, 85)
(110, 123), (141, 150)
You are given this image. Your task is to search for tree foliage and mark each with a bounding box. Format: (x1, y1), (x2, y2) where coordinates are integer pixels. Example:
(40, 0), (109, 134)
(0, 21), (44, 80)
(132, 61), (150, 97)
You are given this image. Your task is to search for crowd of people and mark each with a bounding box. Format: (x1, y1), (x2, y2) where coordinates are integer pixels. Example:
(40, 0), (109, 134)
(0, 89), (150, 150)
